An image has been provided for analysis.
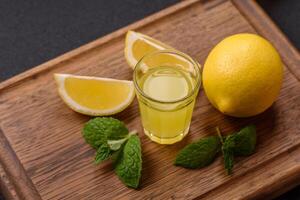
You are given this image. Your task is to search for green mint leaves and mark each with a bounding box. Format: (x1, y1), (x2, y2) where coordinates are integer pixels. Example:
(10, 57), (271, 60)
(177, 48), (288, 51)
(115, 135), (142, 188)
(82, 117), (142, 188)
(83, 117), (256, 190)
(232, 125), (256, 156)
(175, 125), (256, 175)
(175, 136), (221, 169)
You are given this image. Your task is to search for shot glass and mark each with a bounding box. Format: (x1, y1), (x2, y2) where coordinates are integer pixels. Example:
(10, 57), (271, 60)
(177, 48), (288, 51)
(133, 50), (201, 144)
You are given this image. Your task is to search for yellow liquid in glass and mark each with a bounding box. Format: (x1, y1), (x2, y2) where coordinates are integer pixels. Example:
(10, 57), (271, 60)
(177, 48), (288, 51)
(138, 66), (196, 144)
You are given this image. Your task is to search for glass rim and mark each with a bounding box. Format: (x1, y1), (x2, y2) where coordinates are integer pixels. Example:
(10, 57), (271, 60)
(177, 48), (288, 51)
(133, 50), (201, 104)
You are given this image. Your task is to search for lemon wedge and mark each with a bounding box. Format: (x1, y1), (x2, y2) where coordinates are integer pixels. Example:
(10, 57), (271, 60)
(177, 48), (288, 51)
(124, 31), (173, 68)
(54, 74), (135, 116)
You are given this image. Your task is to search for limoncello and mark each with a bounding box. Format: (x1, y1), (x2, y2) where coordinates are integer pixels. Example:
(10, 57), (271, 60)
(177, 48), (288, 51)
(137, 66), (198, 144)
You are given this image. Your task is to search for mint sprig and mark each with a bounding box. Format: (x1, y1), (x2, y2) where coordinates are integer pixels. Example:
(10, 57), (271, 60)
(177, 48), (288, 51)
(82, 117), (142, 188)
(220, 125), (256, 174)
(174, 125), (256, 175)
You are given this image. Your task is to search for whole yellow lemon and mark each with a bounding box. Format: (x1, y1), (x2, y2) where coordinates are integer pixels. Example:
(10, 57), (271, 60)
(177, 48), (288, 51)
(203, 33), (283, 117)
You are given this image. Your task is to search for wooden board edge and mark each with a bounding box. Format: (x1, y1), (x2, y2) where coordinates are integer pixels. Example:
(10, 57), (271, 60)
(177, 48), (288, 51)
(0, 164), (20, 200)
(242, 145), (300, 200)
(196, 143), (300, 200)
(0, 0), (200, 92)
(257, 167), (300, 200)
(0, 128), (42, 200)
(231, 0), (300, 81)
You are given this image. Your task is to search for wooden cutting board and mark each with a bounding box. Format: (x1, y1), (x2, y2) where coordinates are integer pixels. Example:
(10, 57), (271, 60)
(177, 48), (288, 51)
(0, 0), (299, 199)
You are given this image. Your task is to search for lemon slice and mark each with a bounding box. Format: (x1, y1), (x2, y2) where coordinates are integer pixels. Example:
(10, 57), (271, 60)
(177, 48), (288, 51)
(54, 74), (135, 116)
(124, 31), (173, 68)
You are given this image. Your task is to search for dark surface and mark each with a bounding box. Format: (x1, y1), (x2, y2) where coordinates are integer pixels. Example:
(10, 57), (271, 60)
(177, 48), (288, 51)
(0, 0), (178, 81)
(0, 0), (299, 200)
(258, 0), (300, 50)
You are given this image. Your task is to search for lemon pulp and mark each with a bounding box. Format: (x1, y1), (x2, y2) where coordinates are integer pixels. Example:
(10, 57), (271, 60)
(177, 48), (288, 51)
(137, 67), (195, 144)
(65, 77), (131, 110)
(125, 31), (173, 68)
(132, 37), (164, 62)
(54, 74), (135, 116)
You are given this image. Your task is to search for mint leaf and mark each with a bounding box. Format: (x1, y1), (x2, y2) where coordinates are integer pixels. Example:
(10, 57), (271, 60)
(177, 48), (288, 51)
(233, 125), (256, 156)
(115, 135), (142, 188)
(82, 117), (129, 149)
(222, 135), (235, 174)
(175, 136), (221, 169)
(106, 119), (129, 140)
(95, 143), (113, 164)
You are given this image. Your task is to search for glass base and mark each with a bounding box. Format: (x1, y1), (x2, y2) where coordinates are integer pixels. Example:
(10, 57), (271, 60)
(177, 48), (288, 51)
(143, 127), (189, 144)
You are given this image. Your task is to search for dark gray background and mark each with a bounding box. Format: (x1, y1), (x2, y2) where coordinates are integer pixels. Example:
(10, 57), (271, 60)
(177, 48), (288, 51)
(0, 0), (299, 199)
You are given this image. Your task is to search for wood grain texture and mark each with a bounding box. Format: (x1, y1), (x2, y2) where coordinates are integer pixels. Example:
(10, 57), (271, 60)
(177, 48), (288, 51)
(0, 0), (299, 199)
